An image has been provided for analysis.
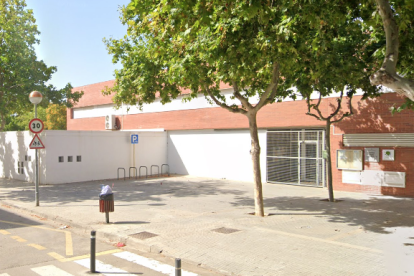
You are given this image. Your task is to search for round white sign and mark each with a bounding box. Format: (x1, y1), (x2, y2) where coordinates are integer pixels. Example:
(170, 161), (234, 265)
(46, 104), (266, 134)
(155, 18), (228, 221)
(29, 118), (44, 133)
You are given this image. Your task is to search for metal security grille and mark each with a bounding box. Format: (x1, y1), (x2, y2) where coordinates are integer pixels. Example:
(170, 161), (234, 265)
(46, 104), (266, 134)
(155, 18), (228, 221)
(267, 130), (326, 187)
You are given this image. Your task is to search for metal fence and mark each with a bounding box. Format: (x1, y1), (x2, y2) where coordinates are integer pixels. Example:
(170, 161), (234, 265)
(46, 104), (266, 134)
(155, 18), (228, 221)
(266, 130), (326, 187)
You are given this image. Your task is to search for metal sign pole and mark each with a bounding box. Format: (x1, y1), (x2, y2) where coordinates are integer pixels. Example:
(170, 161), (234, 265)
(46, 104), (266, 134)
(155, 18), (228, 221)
(29, 91), (43, 207)
(34, 103), (39, 206)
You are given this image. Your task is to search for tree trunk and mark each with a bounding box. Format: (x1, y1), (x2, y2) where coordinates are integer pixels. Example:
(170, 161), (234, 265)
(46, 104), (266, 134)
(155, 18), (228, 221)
(0, 90), (4, 131)
(0, 113), (5, 132)
(371, 0), (414, 101)
(247, 111), (265, 216)
(325, 121), (334, 202)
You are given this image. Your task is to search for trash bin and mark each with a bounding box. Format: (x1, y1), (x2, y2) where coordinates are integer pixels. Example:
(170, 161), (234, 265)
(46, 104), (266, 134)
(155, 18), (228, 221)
(99, 185), (114, 223)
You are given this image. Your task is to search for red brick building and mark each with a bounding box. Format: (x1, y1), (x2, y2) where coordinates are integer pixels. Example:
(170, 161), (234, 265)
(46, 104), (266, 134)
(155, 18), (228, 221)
(68, 80), (414, 197)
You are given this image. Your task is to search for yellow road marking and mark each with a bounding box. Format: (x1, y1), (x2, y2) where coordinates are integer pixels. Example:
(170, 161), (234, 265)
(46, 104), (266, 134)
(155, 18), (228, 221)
(48, 252), (65, 261)
(28, 243), (46, 250)
(0, 229), (10, 235)
(65, 232), (73, 256)
(48, 249), (122, 262)
(327, 228), (364, 241)
(11, 235), (26, 242)
(0, 219), (73, 256)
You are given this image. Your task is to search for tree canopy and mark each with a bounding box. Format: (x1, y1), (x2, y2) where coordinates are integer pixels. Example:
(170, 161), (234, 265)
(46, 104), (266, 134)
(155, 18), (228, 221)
(0, 0), (82, 131)
(105, 0), (396, 213)
(3, 106), (46, 131)
(105, 0), (308, 216)
(46, 104), (66, 130)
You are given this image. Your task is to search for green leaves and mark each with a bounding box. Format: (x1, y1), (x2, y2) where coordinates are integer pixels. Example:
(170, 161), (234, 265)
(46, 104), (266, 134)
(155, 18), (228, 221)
(0, 0), (82, 130)
(105, 0), (300, 109)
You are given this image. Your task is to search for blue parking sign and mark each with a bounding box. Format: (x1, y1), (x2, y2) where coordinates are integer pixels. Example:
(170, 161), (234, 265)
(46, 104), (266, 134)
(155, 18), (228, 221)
(131, 134), (139, 144)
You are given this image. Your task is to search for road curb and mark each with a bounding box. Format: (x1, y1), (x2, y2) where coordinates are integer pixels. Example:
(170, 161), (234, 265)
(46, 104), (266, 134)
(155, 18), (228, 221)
(0, 199), (229, 276)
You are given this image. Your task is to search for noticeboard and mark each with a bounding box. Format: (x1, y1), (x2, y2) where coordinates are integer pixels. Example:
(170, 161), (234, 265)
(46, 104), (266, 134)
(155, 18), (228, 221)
(364, 148), (379, 163)
(336, 150), (363, 171)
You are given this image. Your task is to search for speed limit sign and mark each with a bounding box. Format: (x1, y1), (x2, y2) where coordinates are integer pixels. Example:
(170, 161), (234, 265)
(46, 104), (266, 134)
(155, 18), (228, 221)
(29, 118), (44, 133)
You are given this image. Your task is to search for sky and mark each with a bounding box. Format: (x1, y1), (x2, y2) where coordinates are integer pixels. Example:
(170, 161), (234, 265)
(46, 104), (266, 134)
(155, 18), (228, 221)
(25, 0), (131, 89)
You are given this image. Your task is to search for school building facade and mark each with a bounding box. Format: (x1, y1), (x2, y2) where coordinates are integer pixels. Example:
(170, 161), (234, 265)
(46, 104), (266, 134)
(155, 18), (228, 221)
(64, 80), (414, 197)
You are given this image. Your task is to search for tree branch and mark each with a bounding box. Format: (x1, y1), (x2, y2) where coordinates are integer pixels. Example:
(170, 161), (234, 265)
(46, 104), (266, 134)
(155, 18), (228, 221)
(370, 0), (414, 101)
(312, 93), (328, 121)
(203, 84), (248, 115)
(232, 81), (253, 111)
(327, 90), (344, 120)
(254, 62), (279, 112)
(306, 89), (352, 124)
(331, 92), (354, 124)
(7, 83), (23, 90)
(305, 112), (322, 121)
(377, 0), (399, 71)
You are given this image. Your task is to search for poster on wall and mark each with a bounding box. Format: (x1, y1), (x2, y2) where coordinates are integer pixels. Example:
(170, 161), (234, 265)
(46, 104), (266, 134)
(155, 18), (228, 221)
(364, 148), (379, 162)
(336, 150), (363, 170)
(382, 149), (395, 161)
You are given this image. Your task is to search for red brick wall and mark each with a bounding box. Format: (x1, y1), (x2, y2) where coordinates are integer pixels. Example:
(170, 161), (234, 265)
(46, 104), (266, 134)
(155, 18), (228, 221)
(71, 80), (233, 109)
(332, 93), (414, 197)
(67, 99), (329, 131)
(72, 80), (116, 108)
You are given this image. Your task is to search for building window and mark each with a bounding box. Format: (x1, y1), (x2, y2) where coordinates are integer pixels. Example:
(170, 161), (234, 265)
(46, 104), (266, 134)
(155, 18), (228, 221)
(17, 161), (24, 174)
(58, 156), (64, 163)
(76, 155), (81, 162)
(68, 156), (73, 162)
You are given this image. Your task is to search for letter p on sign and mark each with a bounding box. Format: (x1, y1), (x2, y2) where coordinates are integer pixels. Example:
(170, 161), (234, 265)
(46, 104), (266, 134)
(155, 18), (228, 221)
(131, 134), (138, 144)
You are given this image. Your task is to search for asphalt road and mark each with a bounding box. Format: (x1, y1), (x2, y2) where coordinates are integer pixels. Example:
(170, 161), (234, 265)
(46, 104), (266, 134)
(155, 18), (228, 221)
(0, 205), (201, 276)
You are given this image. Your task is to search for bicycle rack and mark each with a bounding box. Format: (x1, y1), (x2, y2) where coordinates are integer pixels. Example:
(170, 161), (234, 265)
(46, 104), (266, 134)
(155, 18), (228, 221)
(117, 167), (125, 181)
(139, 166), (148, 179)
(151, 165), (160, 177)
(161, 164), (170, 176)
(129, 167), (137, 179)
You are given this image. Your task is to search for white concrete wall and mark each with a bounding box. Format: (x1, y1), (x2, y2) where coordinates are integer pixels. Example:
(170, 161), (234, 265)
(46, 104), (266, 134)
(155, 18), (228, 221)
(0, 130), (167, 184)
(167, 129), (267, 182)
(129, 131), (168, 177)
(0, 131), (36, 182)
(41, 130), (167, 184)
(1, 129), (267, 184)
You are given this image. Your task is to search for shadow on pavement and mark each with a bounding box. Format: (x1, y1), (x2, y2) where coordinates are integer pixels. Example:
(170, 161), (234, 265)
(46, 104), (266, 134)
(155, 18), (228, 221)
(2, 177), (414, 236)
(232, 194), (414, 234)
(0, 178), (246, 205)
(0, 207), (42, 230)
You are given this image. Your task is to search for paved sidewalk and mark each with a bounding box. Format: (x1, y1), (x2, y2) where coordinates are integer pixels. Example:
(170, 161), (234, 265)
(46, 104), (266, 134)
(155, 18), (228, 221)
(1, 176), (414, 275)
